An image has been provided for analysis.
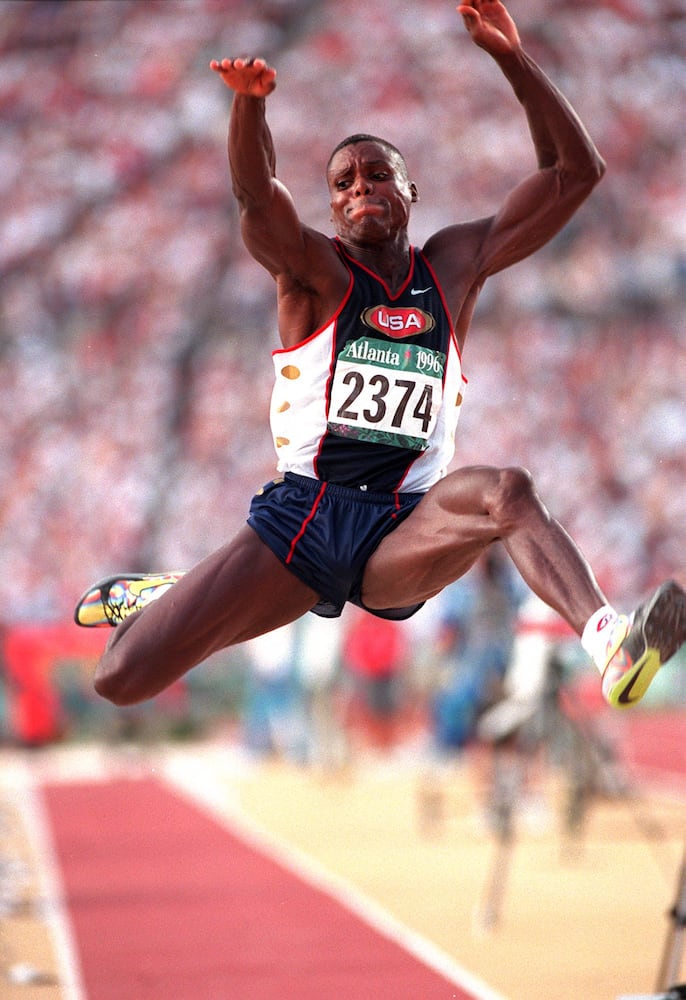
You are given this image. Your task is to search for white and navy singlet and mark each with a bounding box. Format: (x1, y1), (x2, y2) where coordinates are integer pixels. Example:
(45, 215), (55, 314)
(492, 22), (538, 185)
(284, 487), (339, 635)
(269, 238), (466, 494)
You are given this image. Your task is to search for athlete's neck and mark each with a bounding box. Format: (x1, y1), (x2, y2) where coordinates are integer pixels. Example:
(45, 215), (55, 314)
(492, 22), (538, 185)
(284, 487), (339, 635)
(337, 235), (412, 293)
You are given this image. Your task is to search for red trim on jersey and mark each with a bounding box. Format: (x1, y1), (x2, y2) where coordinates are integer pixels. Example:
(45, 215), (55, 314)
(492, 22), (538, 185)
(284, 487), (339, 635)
(395, 455), (422, 492)
(313, 301), (349, 479)
(335, 238), (415, 301)
(272, 268), (355, 357)
(419, 250), (463, 365)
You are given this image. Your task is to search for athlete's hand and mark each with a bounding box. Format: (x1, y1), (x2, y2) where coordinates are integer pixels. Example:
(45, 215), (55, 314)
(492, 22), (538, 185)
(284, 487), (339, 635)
(210, 57), (277, 97)
(457, 0), (521, 55)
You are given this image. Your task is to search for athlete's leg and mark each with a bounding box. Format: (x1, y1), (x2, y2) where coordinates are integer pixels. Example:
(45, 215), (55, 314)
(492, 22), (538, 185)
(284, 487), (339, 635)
(361, 465), (607, 634)
(93, 526), (319, 706)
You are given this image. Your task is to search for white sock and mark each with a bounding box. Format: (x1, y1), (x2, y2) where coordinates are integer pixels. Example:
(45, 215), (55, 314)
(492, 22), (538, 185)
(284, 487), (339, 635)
(581, 605), (621, 674)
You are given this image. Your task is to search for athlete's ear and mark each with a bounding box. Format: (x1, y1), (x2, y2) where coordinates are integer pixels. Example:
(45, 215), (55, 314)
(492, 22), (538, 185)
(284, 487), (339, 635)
(410, 181), (419, 203)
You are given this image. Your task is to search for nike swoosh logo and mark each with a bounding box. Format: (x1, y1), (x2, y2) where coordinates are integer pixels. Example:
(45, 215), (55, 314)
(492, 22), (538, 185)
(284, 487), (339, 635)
(616, 662), (646, 705)
(410, 287), (433, 296)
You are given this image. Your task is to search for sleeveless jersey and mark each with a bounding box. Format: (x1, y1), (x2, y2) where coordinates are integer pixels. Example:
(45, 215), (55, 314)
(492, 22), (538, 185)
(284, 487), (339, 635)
(269, 238), (466, 494)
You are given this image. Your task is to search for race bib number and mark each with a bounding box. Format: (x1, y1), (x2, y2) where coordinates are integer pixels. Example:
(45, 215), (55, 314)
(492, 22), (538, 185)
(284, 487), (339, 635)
(327, 337), (445, 450)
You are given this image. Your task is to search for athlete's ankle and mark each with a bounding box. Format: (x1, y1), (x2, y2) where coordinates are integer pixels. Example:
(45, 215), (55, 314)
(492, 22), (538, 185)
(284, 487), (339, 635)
(581, 605), (627, 674)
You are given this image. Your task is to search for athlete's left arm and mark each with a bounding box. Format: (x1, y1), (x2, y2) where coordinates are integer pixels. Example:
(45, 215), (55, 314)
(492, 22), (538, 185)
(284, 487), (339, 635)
(478, 49), (605, 276)
(426, 2), (605, 280)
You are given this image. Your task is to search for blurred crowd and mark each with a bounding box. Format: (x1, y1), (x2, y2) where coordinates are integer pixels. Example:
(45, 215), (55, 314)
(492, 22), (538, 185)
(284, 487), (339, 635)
(0, 0), (685, 629)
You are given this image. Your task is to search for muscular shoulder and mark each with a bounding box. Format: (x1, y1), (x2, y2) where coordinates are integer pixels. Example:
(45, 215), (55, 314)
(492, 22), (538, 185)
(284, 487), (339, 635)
(280, 227), (343, 287)
(421, 218), (493, 317)
(276, 229), (350, 347)
(422, 219), (491, 280)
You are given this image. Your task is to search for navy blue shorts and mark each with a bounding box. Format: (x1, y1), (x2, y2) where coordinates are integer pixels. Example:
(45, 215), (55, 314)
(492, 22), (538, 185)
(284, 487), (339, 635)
(247, 473), (424, 620)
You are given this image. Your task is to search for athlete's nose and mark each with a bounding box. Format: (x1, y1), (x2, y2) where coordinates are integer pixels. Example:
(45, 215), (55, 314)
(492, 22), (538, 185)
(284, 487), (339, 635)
(352, 174), (373, 197)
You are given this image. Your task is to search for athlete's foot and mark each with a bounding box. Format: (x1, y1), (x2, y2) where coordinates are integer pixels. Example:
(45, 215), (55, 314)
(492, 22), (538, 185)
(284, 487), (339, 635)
(74, 572), (185, 627)
(601, 580), (686, 708)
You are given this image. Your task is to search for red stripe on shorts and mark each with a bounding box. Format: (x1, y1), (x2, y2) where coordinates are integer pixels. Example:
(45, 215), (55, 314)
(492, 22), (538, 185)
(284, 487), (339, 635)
(286, 481), (328, 564)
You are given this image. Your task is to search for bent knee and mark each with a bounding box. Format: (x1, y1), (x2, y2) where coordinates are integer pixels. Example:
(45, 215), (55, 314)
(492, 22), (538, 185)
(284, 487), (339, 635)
(93, 627), (153, 706)
(488, 466), (538, 531)
(93, 649), (137, 706)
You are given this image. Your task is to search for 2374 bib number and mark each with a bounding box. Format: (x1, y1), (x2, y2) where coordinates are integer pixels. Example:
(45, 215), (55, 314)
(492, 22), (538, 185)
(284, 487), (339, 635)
(327, 338), (445, 451)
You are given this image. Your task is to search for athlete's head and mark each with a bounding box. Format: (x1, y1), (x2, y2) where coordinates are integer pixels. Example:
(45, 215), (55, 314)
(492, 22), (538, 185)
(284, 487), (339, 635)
(326, 134), (418, 241)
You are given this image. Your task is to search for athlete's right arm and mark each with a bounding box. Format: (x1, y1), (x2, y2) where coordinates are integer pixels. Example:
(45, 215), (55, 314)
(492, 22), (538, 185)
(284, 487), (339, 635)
(211, 58), (347, 348)
(211, 58), (310, 278)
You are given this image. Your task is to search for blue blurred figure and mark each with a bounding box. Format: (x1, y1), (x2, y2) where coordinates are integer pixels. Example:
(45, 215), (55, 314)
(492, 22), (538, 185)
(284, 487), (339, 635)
(431, 546), (523, 751)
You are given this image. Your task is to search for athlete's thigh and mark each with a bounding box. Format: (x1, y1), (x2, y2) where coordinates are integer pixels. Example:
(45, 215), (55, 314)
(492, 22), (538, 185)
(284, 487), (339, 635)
(159, 524), (321, 648)
(99, 526), (319, 702)
(362, 466), (503, 607)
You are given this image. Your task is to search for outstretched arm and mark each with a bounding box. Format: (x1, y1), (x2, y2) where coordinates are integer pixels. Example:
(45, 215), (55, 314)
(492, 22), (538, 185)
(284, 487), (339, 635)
(429, 2), (605, 280)
(459, 2), (601, 175)
(210, 57), (345, 348)
(210, 58), (308, 278)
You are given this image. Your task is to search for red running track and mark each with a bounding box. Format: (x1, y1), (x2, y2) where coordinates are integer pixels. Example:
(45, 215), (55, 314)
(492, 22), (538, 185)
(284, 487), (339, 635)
(43, 777), (489, 1000)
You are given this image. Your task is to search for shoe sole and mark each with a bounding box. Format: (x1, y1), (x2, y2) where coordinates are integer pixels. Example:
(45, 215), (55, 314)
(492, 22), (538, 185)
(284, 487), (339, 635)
(610, 580), (686, 708)
(74, 573), (183, 627)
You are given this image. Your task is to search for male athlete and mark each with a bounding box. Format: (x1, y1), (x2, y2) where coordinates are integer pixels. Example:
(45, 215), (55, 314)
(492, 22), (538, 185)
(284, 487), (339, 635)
(75, 1), (686, 710)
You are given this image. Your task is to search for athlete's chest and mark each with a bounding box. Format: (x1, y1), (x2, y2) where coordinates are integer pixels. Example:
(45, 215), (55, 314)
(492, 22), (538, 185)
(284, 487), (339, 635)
(327, 253), (453, 451)
(337, 250), (448, 340)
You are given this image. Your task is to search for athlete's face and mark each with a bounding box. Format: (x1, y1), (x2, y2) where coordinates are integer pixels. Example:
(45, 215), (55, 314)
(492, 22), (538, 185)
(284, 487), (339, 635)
(327, 141), (418, 244)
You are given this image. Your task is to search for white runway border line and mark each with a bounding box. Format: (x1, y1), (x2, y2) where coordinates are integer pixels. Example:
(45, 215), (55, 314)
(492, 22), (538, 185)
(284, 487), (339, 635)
(1, 756), (87, 1000)
(162, 749), (508, 1000)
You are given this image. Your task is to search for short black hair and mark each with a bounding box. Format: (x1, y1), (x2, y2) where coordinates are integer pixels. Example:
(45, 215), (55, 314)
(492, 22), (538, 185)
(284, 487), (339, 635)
(326, 133), (408, 177)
